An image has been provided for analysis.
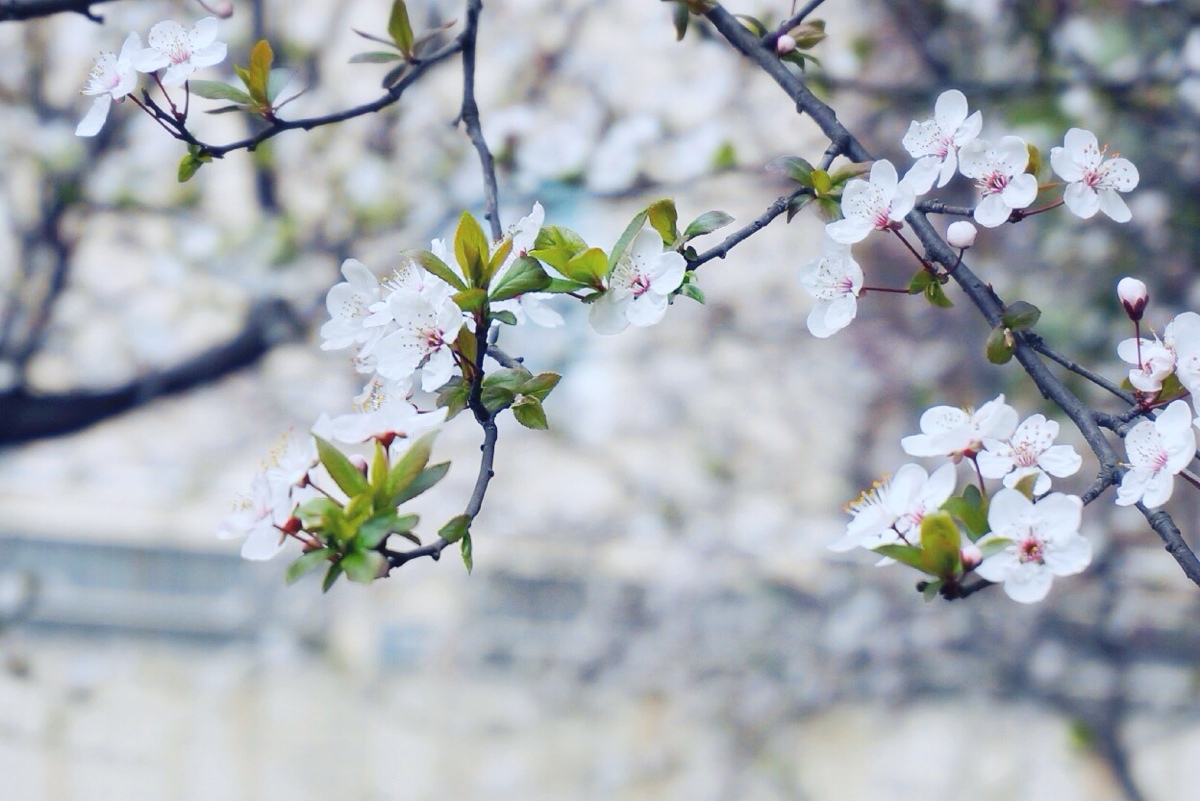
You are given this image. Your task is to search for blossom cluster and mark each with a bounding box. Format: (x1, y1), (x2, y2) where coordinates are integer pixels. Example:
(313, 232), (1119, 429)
(835, 395), (1088, 604)
(800, 89), (1139, 338)
(76, 17), (228, 137)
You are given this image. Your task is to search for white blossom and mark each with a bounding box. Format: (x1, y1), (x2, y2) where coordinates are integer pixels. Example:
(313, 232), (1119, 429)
(946, 220), (977, 248)
(902, 89), (982, 191)
(825, 160), (916, 244)
(589, 229), (686, 335)
(901, 394), (1018, 460)
(365, 288), (465, 391)
(76, 33), (141, 137)
(217, 472), (291, 561)
(320, 259), (384, 352)
(1050, 128), (1139, 222)
(829, 463), (957, 553)
(975, 490), (1090, 603)
(1116, 335), (1175, 394)
(135, 17), (228, 87)
(958, 136), (1039, 227)
(1115, 400), (1196, 508)
(799, 237), (863, 338)
(978, 414), (1082, 495)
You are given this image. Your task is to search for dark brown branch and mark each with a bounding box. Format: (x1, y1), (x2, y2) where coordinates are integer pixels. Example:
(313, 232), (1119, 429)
(457, 0), (501, 240)
(0, 0), (121, 22)
(0, 298), (304, 446)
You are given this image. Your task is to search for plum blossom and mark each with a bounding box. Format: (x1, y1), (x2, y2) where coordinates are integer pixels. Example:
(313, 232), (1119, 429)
(830, 463), (957, 553)
(902, 89), (983, 191)
(799, 237), (863, 338)
(825, 160), (916, 244)
(135, 17), (228, 87)
(1117, 277), (1147, 322)
(320, 259), (384, 352)
(901, 394), (1018, 460)
(589, 228), (686, 335)
(958, 136), (1039, 227)
(1164, 312), (1200, 399)
(217, 472), (292, 561)
(76, 33), (141, 137)
(975, 490), (1090, 603)
(946, 220), (977, 248)
(365, 286), (465, 391)
(1116, 334), (1175, 394)
(1115, 400), (1196, 508)
(314, 383), (444, 448)
(978, 414), (1082, 495)
(1050, 128), (1139, 222)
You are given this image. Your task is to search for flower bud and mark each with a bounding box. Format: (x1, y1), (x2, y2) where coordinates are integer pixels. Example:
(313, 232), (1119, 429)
(1117, 277), (1148, 322)
(350, 454), (369, 475)
(960, 544), (983, 571)
(946, 220), (977, 248)
(775, 34), (797, 56)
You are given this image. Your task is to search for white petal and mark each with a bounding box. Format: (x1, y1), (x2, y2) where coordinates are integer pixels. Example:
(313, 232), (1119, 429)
(626, 294), (669, 327)
(588, 291), (631, 335)
(1001, 173), (1038, 210)
(1103, 158), (1139, 192)
(1049, 145), (1082, 183)
(75, 95), (112, 137)
(1098, 189), (1132, 223)
(973, 194), (1011, 228)
(993, 136), (1030, 175)
(1039, 445), (1082, 478)
(1063, 183), (1100, 219)
(934, 89), (969, 130)
(189, 17), (220, 49)
(1000, 564), (1054, 604)
(824, 217), (871, 244)
(1043, 534), (1092, 577)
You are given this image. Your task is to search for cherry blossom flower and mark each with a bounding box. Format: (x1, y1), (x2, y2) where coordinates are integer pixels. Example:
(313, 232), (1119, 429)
(76, 33), (141, 137)
(830, 463), (957, 553)
(315, 386), (444, 447)
(1117, 277), (1147, 322)
(975, 489), (1090, 603)
(1050, 128), (1139, 222)
(825, 160), (916, 244)
(589, 229), (686, 335)
(901, 394), (1018, 461)
(135, 17), (228, 87)
(320, 259), (384, 352)
(978, 414), (1082, 495)
(799, 237), (863, 338)
(1116, 334), (1175, 394)
(1164, 312), (1200, 399)
(946, 220), (977, 248)
(217, 472), (291, 561)
(958, 136), (1039, 227)
(1115, 400), (1196, 508)
(365, 287), (465, 391)
(902, 89), (983, 192)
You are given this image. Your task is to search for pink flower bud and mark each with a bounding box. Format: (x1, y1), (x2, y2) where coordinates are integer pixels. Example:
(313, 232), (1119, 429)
(946, 220), (977, 248)
(776, 34), (797, 56)
(1117, 277), (1148, 322)
(196, 0), (234, 17)
(960, 544), (983, 570)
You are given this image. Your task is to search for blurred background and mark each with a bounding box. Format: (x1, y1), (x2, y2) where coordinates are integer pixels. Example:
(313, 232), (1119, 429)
(1, 0), (1199, 799)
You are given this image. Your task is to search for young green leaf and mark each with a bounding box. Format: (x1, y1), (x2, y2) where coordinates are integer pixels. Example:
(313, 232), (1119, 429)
(647, 199), (679, 245)
(512, 397), (548, 429)
(349, 51), (405, 64)
(406, 249), (467, 291)
(286, 548), (334, 585)
(322, 562), (343, 593)
(340, 549), (387, 584)
(454, 211), (490, 287)
(561, 248), (609, 287)
(519, 371), (561, 401)
(188, 80), (254, 105)
(490, 256), (551, 301)
(388, 0), (415, 56)
(683, 211), (734, 240)
(315, 435), (370, 497)
(246, 39), (274, 107)
(919, 511), (963, 579)
(392, 462), (451, 506)
(384, 432), (436, 504)
(607, 210), (649, 270)
(460, 531), (473, 573)
(436, 377), (469, 420)
(438, 514), (470, 544)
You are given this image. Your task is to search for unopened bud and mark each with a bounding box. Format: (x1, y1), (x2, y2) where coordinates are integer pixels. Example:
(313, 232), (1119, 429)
(1117, 276), (1148, 322)
(775, 34), (797, 56)
(946, 220), (977, 249)
(350, 454), (369, 475)
(960, 544), (983, 570)
(195, 0), (234, 17)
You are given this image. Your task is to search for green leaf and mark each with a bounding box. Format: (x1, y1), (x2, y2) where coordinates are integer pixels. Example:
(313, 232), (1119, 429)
(452, 287), (488, 314)
(770, 155), (814, 185)
(647, 199), (678, 245)
(810, 168), (833, 195)
(188, 80), (254, 105)
(921, 579), (943, 602)
(286, 548), (334, 585)
(986, 325), (1016, 365)
(872, 543), (928, 572)
(246, 39), (274, 107)
(491, 309), (518, 326)
(178, 154), (203, 183)
(359, 513), (421, 549)
(406, 249), (467, 291)
(393, 462), (451, 506)
(384, 432), (436, 504)
(786, 194), (814, 222)
(349, 50), (405, 64)
(296, 497), (341, 531)
(1001, 300), (1041, 331)
(490, 255), (551, 301)
(512, 397), (548, 429)
(439, 514), (470, 544)
(941, 486), (990, 540)
(908, 269), (934, 294)
(1026, 142), (1043, 179)
(485, 367), (534, 392)
(387, 0), (415, 56)
(683, 211), (734, 240)
(483, 237), (513, 289)
(679, 281), (706, 304)
(672, 0), (689, 40)
(534, 225), (588, 254)
(607, 211), (649, 271)
(436, 377), (469, 420)
(561, 248), (609, 287)
(454, 211), (490, 287)
(382, 62), (409, 89)
(1012, 472), (1039, 500)
(460, 531), (473, 573)
(919, 511), (963, 580)
(370, 439), (388, 493)
(265, 68), (295, 105)
(542, 277), (591, 294)
(924, 280), (953, 308)
(480, 384), (516, 412)
(519, 371), (561, 401)
(341, 549), (387, 584)
(322, 562), (343, 593)
(315, 436), (370, 497)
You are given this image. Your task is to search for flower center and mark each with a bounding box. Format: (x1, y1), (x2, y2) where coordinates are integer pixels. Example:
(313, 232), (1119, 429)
(1018, 536), (1045, 564)
(981, 171), (1008, 195)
